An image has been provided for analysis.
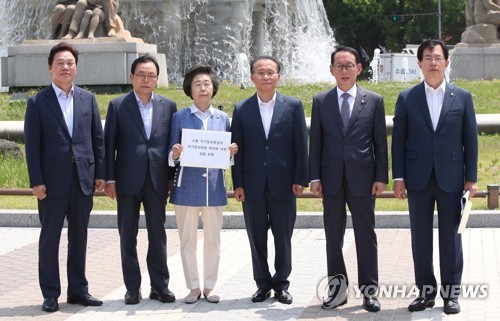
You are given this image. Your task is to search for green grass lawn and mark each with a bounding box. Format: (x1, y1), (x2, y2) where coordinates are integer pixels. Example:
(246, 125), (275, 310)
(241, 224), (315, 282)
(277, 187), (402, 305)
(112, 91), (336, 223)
(1, 80), (499, 211)
(1, 80), (499, 120)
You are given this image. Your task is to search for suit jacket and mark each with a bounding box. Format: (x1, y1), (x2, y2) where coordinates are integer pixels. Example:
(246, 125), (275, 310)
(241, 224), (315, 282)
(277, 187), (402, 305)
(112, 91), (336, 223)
(392, 82), (478, 192)
(24, 85), (105, 197)
(308, 85), (388, 197)
(231, 92), (308, 200)
(104, 91), (176, 196)
(169, 107), (230, 206)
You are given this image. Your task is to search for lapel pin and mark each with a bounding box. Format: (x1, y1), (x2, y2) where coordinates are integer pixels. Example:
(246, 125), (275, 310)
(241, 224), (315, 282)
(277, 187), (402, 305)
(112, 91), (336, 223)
(451, 92), (454, 96)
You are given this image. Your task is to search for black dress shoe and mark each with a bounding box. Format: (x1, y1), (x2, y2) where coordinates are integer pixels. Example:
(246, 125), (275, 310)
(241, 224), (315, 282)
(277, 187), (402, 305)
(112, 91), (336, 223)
(362, 295), (380, 312)
(274, 290), (293, 304)
(322, 291), (348, 309)
(149, 287), (176, 303)
(251, 288), (271, 302)
(443, 298), (461, 314)
(408, 297), (435, 312)
(42, 298), (59, 312)
(67, 293), (103, 306)
(125, 289), (142, 305)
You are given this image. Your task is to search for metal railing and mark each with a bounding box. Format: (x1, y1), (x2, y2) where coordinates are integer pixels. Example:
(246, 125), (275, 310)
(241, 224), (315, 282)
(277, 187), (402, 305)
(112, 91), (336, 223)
(1, 184), (498, 209)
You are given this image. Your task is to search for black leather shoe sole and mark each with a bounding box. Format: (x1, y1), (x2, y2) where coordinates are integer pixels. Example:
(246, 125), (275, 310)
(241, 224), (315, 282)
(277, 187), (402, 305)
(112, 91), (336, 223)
(408, 298), (435, 312)
(322, 297), (347, 309)
(42, 298), (59, 312)
(251, 289), (271, 302)
(125, 290), (142, 305)
(149, 291), (175, 303)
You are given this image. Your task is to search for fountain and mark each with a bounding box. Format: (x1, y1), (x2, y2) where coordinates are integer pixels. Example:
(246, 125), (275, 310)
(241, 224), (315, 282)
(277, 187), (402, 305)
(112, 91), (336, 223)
(0, 0), (336, 87)
(369, 48), (380, 84)
(401, 57), (409, 83)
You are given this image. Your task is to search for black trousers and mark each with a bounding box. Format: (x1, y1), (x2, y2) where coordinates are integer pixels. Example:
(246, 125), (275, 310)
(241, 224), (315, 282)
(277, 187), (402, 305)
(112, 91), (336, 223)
(38, 165), (93, 299)
(323, 172), (378, 295)
(117, 168), (170, 291)
(408, 171), (463, 299)
(243, 187), (296, 292)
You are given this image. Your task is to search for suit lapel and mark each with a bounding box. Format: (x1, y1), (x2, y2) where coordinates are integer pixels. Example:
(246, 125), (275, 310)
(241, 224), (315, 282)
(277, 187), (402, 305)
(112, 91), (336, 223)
(435, 83), (455, 132)
(72, 86), (84, 138)
(346, 86), (368, 134)
(415, 82), (434, 132)
(328, 87), (347, 135)
(150, 93), (162, 138)
(125, 92), (148, 140)
(268, 93), (286, 138)
(248, 94), (267, 141)
(45, 85), (71, 139)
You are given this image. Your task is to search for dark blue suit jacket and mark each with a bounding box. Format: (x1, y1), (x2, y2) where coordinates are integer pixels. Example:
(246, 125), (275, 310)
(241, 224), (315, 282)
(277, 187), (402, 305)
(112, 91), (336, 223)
(392, 82), (478, 192)
(24, 85), (105, 197)
(104, 91), (176, 196)
(308, 85), (388, 197)
(231, 92), (308, 200)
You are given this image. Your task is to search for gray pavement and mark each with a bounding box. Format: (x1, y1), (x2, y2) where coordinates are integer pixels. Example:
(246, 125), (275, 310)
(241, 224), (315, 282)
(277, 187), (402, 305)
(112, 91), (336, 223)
(1, 226), (499, 321)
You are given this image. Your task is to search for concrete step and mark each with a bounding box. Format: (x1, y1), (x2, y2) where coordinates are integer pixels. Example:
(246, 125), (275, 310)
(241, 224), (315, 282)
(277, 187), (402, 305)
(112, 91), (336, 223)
(1, 209), (499, 229)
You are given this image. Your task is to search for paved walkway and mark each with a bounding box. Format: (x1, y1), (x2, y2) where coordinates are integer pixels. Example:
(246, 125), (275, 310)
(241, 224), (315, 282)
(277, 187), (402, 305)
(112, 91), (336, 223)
(0, 227), (499, 321)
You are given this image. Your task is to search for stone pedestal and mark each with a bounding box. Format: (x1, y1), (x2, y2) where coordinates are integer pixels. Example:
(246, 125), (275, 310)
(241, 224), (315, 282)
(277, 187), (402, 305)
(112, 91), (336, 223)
(450, 43), (500, 81)
(1, 38), (168, 91)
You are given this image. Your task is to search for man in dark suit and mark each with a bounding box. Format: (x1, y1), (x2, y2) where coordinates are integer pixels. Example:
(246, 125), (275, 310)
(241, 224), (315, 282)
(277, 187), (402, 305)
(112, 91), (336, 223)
(104, 55), (177, 305)
(231, 56), (308, 305)
(309, 46), (388, 312)
(392, 39), (478, 315)
(24, 42), (105, 312)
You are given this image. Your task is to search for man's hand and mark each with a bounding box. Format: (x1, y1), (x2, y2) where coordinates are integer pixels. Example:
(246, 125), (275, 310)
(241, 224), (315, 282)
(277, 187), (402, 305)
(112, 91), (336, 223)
(292, 184), (305, 197)
(464, 181), (478, 199)
(95, 179), (106, 192)
(393, 180), (407, 200)
(229, 143), (238, 157)
(371, 182), (387, 196)
(310, 181), (323, 198)
(32, 184), (47, 200)
(234, 187), (245, 202)
(104, 182), (117, 200)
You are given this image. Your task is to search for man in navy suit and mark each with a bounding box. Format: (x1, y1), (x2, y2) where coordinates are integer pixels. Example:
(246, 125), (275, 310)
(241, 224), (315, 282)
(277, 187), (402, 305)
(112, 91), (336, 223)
(231, 56), (308, 305)
(104, 55), (177, 305)
(24, 42), (105, 312)
(308, 46), (388, 312)
(392, 39), (478, 315)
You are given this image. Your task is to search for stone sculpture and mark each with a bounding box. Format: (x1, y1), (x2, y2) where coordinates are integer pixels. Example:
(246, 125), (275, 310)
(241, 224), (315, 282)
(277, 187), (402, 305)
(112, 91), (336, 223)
(50, 0), (131, 40)
(462, 0), (500, 43)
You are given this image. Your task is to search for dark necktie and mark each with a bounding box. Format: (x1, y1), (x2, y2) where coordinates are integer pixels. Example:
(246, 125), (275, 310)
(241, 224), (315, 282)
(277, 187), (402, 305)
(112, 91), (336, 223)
(341, 92), (350, 133)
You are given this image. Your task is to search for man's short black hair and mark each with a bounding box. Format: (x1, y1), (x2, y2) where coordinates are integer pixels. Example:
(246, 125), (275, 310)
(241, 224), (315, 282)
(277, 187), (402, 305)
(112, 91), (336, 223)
(250, 55), (282, 74)
(48, 42), (79, 66)
(131, 54), (160, 75)
(417, 39), (449, 61)
(330, 46), (360, 65)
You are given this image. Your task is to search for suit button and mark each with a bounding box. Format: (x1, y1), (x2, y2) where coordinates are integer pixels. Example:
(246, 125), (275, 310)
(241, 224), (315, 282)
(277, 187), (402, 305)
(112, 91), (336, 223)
(265, 146), (269, 150)
(263, 162), (266, 166)
(202, 173), (207, 177)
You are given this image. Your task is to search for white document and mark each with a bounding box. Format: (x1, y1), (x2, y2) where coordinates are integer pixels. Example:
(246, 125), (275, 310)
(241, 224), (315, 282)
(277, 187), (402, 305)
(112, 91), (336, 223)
(180, 128), (231, 169)
(458, 191), (473, 234)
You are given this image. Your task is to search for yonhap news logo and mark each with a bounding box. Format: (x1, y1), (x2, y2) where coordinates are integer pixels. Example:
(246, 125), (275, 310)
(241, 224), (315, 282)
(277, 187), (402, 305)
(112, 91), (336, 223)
(317, 276), (488, 301)
(317, 274), (349, 308)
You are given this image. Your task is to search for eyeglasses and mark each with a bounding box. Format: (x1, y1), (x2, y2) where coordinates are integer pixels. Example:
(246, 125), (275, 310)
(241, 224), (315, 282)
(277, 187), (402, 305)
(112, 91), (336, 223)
(422, 56), (445, 63)
(333, 63), (356, 71)
(134, 74), (158, 81)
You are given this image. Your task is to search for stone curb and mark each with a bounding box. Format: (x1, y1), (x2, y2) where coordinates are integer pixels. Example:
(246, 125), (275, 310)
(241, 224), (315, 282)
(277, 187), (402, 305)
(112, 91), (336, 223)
(1, 209), (499, 229)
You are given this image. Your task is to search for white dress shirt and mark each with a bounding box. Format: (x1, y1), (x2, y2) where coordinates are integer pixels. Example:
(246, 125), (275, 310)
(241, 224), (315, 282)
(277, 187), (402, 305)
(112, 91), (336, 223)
(337, 85), (357, 117)
(52, 82), (74, 137)
(257, 92), (277, 139)
(424, 80), (446, 130)
(134, 91), (154, 139)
